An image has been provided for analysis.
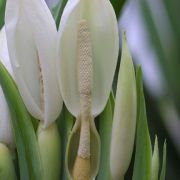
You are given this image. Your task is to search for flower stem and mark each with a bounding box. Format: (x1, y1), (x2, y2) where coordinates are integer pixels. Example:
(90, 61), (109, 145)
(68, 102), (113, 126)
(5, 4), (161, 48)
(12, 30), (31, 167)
(37, 122), (61, 180)
(0, 143), (16, 180)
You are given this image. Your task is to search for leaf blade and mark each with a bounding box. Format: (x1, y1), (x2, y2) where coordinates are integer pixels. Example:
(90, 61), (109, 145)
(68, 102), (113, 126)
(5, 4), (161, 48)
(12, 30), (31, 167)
(0, 62), (43, 180)
(0, 0), (6, 30)
(151, 136), (160, 180)
(159, 140), (167, 180)
(132, 66), (152, 180)
(51, 0), (68, 28)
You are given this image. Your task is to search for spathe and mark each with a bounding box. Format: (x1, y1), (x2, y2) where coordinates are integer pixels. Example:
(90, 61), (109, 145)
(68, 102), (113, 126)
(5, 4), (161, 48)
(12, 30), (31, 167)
(5, 0), (63, 128)
(57, 0), (119, 117)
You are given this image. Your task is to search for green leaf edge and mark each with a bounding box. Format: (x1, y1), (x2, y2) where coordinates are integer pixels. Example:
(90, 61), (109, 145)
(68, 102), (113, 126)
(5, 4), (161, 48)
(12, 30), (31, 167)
(159, 140), (167, 180)
(132, 66), (152, 180)
(0, 62), (43, 180)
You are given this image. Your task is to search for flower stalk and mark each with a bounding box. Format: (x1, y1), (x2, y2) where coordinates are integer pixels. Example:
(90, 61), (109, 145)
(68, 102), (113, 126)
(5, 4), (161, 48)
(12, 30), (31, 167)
(0, 143), (16, 180)
(37, 122), (61, 180)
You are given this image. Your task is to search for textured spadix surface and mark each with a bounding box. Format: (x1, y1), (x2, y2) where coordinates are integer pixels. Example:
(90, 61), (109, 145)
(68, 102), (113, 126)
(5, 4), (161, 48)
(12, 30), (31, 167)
(57, 0), (119, 117)
(0, 28), (14, 148)
(5, 0), (62, 127)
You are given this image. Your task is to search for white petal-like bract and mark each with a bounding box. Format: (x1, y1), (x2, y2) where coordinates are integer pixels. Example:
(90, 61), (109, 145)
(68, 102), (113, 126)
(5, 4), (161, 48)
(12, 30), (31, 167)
(57, 0), (119, 117)
(5, 0), (62, 127)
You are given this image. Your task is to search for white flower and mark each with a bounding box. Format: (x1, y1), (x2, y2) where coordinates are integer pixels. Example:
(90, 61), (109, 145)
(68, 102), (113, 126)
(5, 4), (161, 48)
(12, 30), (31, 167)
(57, 0), (119, 117)
(5, 0), (63, 128)
(0, 27), (14, 149)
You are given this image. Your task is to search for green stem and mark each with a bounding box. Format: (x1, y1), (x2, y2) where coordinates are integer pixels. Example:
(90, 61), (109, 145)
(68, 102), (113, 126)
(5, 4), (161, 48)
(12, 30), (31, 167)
(37, 122), (61, 180)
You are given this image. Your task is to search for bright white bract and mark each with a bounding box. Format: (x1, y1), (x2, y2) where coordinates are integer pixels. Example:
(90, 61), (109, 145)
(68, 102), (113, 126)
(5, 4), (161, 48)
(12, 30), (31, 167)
(0, 28), (14, 149)
(57, 0), (119, 117)
(5, 0), (63, 127)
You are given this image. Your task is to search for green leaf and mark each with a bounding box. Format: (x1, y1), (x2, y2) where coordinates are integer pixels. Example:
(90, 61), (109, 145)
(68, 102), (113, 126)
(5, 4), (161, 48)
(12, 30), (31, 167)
(57, 105), (74, 180)
(159, 140), (167, 180)
(0, 0), (6, 30)
(151, 136), (159, 180)
(132, 66), (152, 180)
(51, 0), (68, 28)
(110, 0), (126, 18)
(0, 62), (43, 180)
(96, 97), (113, 180)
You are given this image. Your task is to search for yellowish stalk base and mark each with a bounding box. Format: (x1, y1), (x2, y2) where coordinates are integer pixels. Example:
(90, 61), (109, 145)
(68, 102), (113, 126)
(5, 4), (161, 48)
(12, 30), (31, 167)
(72, 156), (91, 180)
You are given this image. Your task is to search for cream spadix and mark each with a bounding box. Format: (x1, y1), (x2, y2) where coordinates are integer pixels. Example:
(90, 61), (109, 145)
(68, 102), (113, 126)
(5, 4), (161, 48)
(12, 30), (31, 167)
(0, 27), (14, 149)
(5, 0), (62, 127)
(57, 0), (119, 117)
(110, 33), (137, 179)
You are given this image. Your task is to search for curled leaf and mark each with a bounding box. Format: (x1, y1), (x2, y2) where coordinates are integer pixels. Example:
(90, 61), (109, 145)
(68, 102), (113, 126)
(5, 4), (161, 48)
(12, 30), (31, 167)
(110, 32), (137, 179)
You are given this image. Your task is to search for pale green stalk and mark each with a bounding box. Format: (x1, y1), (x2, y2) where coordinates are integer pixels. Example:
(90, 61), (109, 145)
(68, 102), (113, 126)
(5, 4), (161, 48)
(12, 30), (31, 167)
(0, 143), (16, 180)
(37, 122), (61, 180)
